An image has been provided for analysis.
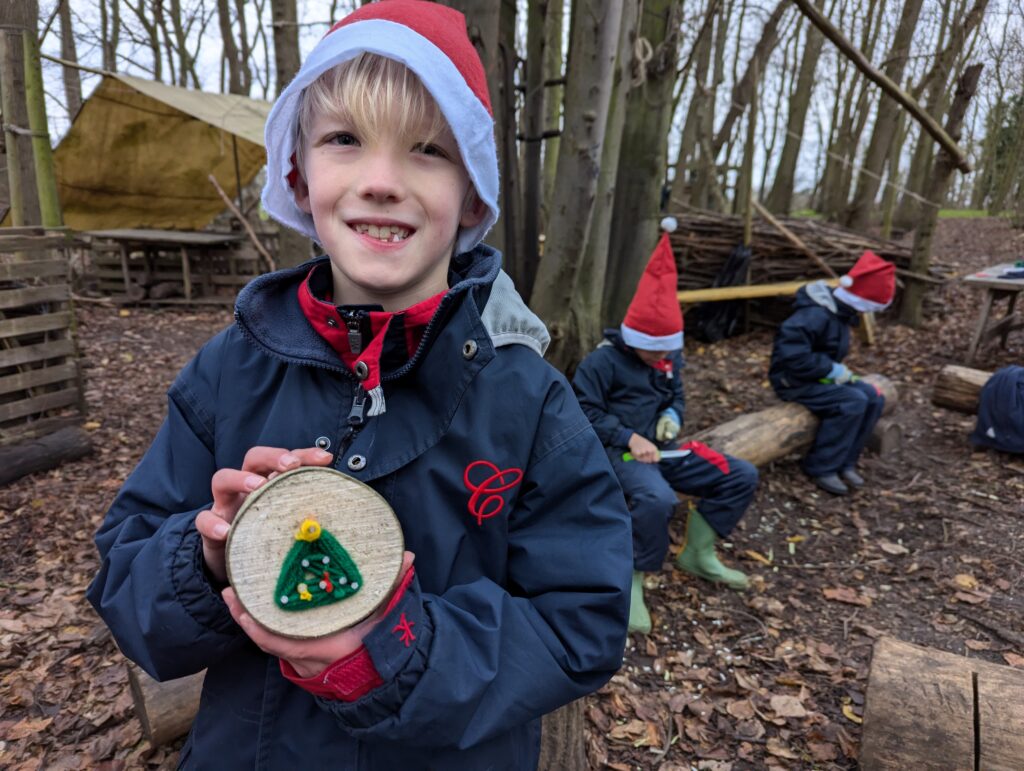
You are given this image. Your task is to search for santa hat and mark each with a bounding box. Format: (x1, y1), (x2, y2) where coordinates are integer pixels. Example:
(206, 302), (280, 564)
(620, 218), (684, 350)
(833, 250), (896, 312)
(261, 0), (498, 256)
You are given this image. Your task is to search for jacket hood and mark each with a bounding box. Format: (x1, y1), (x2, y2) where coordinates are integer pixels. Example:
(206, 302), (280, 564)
(794, 280), (859, 323)
(234, 246), (548, 371)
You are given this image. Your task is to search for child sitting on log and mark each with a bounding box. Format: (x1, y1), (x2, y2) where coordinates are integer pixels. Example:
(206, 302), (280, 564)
(87, 2), (632, 767)
(573, 219), (759, 634)
(769, 250), (895, 495)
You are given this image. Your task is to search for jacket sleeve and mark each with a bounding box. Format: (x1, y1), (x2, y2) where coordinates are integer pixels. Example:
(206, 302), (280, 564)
(87, 342), (245, 681)
(317, 383), (632, 748)
(669, 351), (686, 426)
(571, 352), (635, 447)
(772, 310), (835, 383)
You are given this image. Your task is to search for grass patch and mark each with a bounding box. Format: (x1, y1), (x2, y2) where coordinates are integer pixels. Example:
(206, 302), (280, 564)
(937, 208), (1013, 219)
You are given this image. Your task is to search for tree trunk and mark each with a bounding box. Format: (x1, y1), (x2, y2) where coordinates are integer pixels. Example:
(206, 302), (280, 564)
(932, 364), (991, 413)
(710, 0), (788, 158)
(899, 64), (983, 327)
(519, 0), (549, 298)
(842, 0), (925, 231)
(567, 0), (637, 368)
(529, 0), (624, 371)
(217, 0), (248, 94)
(23, 22), (62, 226)
(764, 0), (825, 215)
(268, 0), (310, 270)
(668, 0), (716, 208)
(539, 702), (586, 771)
(58, 0), (82, 120)
(270, 0), (300, 94)
(602, 0), (683, 329)
(0, 0), (42, 226)
(540, 0), (564, 234)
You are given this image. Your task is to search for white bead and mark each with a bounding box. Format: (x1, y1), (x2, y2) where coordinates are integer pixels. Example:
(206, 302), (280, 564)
(322, 556), (330, 564)
(319, 581), (327, 590)
(301, 559), (309, 567)
(280, 596), (289, 604)
(351, 582), (359, 590)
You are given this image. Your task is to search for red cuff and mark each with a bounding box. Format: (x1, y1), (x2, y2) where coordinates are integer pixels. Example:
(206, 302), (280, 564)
(280, 566), (416, 701)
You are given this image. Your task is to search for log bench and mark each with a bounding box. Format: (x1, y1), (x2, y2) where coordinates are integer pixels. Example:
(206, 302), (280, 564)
(861, 637), (1024, 770)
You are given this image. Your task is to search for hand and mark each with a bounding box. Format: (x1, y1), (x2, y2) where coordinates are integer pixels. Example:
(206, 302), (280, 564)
(655, 409), (680, 442)
(223, 551), (416, 678)
(627, 433), (660, 464)
(826, 361), (853, 385)
(195, 446), (335, 584)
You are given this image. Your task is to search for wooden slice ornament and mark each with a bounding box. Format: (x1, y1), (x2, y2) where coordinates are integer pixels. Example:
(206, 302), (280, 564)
(225, 467), (404, 639)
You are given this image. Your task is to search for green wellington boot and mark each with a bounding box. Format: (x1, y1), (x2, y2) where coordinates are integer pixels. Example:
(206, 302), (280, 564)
(676, 508), (749, 590)
(628, 571), (652, 634)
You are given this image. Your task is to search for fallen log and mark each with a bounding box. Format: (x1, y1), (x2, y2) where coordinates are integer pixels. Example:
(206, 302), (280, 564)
(0, 426), (93, 486)
(126, 663), (204, 748)
(691, 374), (897, 467)
(932, 364), (991, 414)
(861, 637), (1024, 770)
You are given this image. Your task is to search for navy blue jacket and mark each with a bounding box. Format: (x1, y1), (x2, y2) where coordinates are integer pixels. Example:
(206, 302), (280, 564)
(971, 365), (1024, 454)
(87, 248), (632, 770)
(769, 281), (859, 391)
(572, 331), (686, 449)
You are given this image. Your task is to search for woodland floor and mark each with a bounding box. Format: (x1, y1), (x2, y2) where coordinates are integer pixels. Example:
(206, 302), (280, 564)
(1, 218), (1022, 770)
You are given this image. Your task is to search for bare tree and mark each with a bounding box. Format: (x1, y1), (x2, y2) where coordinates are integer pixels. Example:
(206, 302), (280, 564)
(58, 0), (83, 119)
(530, 0), (624, 370)
(764, 0), (827, 214)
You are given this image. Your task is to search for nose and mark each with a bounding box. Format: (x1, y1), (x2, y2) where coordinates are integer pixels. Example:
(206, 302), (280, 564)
(356, 147), (406, 204)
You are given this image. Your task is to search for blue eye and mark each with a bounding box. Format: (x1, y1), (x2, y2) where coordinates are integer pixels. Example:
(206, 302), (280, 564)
(329, 132), (358, 146)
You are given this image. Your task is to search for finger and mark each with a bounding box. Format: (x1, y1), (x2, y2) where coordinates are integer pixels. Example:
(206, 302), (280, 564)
(196, 509), (231, 541)
(286, 447), (335, 467)
(240, 446), (301, 475)
(210, 468), (266, 514)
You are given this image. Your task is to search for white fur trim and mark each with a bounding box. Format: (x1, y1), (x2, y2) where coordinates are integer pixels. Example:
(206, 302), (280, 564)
(833, 286), (891, 313)
(839, 274), (853, 288)
(620, 324), (683, 351)
(660, 216), (678, 233)
(261, 19), (499, 255)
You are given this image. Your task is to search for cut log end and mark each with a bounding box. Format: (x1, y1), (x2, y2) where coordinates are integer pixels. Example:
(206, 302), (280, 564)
(932, 364), (991, 414)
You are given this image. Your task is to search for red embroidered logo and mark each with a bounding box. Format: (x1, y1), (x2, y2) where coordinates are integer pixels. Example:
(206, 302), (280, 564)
(392, 613), (416, 647)
(463, 460), (523, 526)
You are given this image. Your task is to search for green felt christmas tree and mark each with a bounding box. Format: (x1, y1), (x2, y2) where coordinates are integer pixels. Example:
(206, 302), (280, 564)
(274, 518), (363, 611)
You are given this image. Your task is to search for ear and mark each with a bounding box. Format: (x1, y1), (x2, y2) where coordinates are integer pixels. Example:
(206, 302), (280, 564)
(293, 171), (313, 215)
(460, 190), (488, 228)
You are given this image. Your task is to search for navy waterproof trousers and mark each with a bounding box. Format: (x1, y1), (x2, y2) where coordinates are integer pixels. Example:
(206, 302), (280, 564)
(777, 380), (884, 477)
(610, 443), (758, 571)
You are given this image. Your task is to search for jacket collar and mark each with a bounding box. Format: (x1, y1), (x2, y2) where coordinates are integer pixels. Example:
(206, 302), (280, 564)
(234, 245), (505, 373)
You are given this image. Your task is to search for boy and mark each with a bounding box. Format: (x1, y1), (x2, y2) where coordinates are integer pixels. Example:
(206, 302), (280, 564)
(769, 250), (895, 495)
(573, 220), (758, 634)
(87, 2), (632, 768)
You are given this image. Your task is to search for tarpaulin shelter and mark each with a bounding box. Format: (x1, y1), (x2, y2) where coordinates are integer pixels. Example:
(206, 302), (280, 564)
(49, 74), (271, 231)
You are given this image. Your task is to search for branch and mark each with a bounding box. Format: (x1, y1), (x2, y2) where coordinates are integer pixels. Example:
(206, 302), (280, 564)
(789, 0), (973, 173)
(208, 174), (277, 273)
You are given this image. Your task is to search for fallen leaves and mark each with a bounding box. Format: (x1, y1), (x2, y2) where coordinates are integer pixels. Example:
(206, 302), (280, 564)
(822, 585), (873, 607)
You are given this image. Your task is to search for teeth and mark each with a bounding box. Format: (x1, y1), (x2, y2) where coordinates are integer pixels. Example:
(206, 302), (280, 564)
(354, 223), (410, 242)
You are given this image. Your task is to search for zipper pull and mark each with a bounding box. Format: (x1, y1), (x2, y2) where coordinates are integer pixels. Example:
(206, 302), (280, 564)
(348, 388), (366, 426)
(346, 319), (363, 354)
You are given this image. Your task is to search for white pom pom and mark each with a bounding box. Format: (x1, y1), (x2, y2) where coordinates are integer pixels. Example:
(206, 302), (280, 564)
(839, 275), (854, 288)
(660, 216), (678, 233)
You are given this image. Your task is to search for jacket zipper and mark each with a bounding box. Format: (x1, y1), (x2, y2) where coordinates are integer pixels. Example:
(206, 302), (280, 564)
(337, 387), (366, 457)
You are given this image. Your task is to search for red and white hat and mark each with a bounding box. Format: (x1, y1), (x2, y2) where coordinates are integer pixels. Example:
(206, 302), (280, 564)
(261, 0), (499, 255)
(620, 218), (684, 351)
(833, 250), (896, 312)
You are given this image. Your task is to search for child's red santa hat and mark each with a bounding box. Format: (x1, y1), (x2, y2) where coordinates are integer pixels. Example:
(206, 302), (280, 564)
(833, 250), (896, 312)
(620, 218), (684, 351)
(261, 0), (499, 256)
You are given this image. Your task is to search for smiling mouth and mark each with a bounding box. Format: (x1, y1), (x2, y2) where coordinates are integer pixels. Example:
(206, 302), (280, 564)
(352, 223), (412, 243)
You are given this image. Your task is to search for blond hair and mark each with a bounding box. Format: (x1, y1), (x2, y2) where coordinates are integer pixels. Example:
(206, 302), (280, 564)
(295, 53), (451, 171)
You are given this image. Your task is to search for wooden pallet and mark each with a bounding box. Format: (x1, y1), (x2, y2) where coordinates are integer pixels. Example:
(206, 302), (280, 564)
(861, 637), (1024, 770)
(0, 229), (87, 447)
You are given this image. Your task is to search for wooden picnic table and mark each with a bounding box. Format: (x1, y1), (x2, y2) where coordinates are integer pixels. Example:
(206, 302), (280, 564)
(963, 261), (1024, 363)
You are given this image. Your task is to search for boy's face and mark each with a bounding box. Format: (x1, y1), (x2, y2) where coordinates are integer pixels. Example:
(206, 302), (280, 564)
(634, 348), (672, 366)
(294, 109), (486, 310)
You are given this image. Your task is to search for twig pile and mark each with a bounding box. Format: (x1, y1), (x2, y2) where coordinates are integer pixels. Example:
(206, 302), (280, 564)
(669, 210), (930, 290)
